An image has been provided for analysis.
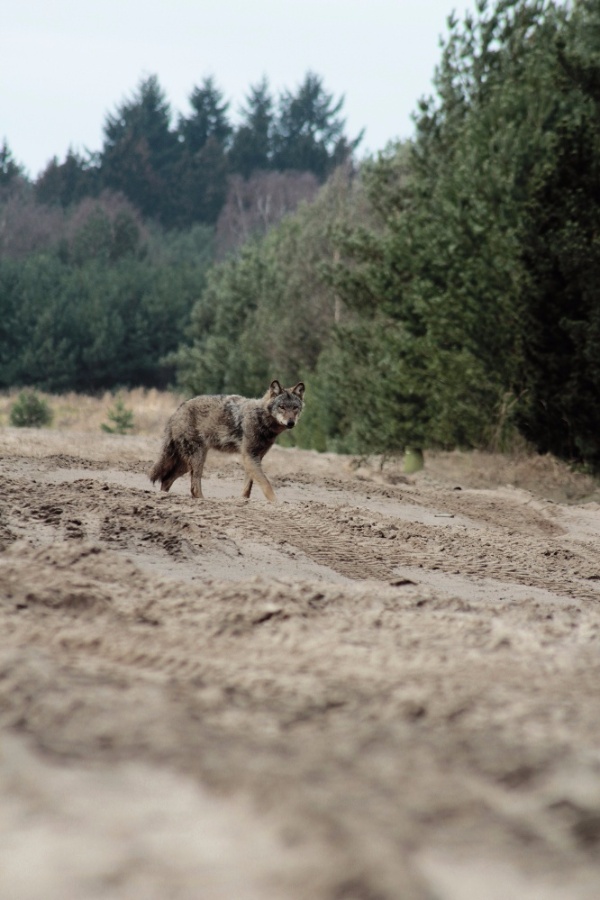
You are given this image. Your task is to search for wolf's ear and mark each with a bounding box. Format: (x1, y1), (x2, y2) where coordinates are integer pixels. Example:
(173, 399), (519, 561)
(292, 382), (305, 398)
(269, 380), (283, 396)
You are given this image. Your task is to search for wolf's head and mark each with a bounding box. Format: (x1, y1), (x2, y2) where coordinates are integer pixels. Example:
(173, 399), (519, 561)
(265, 380), (305, 429)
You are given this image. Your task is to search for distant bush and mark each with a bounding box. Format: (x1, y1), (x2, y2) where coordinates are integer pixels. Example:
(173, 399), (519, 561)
(9, 390), (53, 427)
(101, 395), (134, 434)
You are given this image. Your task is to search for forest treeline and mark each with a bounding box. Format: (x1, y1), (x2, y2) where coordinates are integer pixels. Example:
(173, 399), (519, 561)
(0, 72), (358, 391)
(12, 72), (360, 229)
(3, 0), (600, 469)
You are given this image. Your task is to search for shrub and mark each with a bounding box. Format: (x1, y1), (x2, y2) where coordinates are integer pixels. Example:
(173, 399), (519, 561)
(9, 390), (53, 427)
(101, 394), (135, 434)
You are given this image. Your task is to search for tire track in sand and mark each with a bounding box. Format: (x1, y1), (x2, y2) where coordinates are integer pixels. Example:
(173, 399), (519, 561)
(3, 461), (600, 601)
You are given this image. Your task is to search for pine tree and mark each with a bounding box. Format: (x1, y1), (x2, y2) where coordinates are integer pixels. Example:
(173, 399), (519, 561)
(35, 149), (99, 208)
(229, 77), (274, 176)
(175, 77), (232, 226)
(517, 0), (600, 465)
(328, 1), (568, 454)
(272, 72), (362, 180)
(0, 140), (24, 187)
(178, 76), (232, 152)
(100, 75), (179, 224)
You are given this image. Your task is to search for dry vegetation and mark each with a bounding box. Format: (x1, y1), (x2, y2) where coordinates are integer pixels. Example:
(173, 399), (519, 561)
(0, 388), (182, 436)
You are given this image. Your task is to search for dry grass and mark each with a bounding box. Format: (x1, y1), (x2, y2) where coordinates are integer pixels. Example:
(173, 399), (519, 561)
(417, 449), (600, 504)
(354, 447), (600, 505)
(0, 389), (182, 437)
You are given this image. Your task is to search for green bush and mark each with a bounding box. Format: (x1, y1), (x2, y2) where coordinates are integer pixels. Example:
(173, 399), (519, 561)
(101, 395), (134, 434)
(9, 390), (53, 428)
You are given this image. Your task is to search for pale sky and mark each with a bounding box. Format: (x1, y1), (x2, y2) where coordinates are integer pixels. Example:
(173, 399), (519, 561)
(2, 0), (477, 178)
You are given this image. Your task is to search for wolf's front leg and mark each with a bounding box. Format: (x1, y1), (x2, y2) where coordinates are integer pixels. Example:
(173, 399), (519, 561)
(241, 476), (253, 499)
(241, 454), (276, 502)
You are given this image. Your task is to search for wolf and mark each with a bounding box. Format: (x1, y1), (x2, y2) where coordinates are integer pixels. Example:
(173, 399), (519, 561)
(150, 380), (305, 502)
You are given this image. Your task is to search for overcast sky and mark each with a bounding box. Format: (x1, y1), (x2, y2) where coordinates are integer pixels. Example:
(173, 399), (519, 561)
(3, 0), (477, 178)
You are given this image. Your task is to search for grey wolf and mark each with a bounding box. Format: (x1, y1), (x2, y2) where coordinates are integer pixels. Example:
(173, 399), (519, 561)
(150, 380), (305, 501)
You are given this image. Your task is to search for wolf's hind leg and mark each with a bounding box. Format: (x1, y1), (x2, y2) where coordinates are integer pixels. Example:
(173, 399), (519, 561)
(189, 445), (208, 499)
(241, 476), (253, 499)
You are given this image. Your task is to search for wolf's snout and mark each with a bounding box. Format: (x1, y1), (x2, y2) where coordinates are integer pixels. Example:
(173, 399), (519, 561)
(286, 420), (295, 428)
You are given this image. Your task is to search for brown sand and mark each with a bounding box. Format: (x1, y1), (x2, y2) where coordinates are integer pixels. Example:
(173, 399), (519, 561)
(2, 426), (600, 899)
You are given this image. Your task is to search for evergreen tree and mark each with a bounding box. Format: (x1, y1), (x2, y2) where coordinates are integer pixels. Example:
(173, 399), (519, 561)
(272, 72), (362, 180)
(175, 137), (229, 226)
(175, 77), (232, 226)
(0, 140), (24, 186)
(178, 76), (232, 151)
(327, 1), (569, 454)
(517, 0), (600, 465)
(229, 77), (275, 176)
(10, 390), (53, 428)
(100, 75), (179, 224)
(35, 149), (99, 208)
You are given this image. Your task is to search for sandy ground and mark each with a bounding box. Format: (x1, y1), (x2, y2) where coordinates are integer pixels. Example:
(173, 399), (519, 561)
(2, 427), (600, 899)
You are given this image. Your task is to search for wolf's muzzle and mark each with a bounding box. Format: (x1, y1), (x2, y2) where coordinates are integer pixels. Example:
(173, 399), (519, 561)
(286, 420), (295, 428)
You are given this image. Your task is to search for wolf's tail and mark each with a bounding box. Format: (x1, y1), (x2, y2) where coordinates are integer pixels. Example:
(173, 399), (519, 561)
(149, 437), (181, 489)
